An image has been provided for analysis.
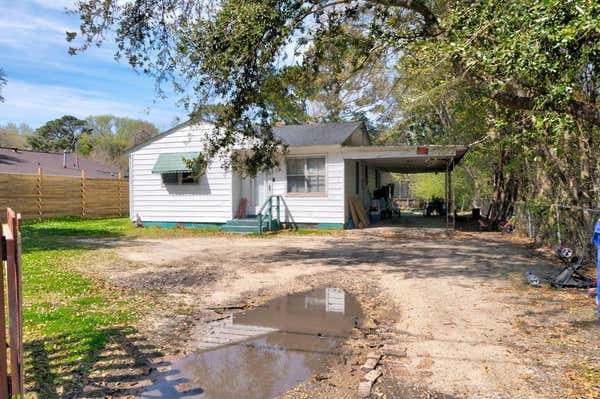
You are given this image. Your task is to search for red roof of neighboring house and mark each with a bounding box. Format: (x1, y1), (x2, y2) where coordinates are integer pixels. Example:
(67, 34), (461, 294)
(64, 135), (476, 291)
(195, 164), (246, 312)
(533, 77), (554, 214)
(0, 147), (122, 178)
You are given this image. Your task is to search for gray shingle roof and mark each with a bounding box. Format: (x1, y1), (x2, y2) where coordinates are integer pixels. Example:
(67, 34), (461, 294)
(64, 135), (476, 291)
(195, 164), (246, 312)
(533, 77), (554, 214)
(0, 147), (121, 178)
(273, 121), (363, 147)
(127, 120), (365, 153)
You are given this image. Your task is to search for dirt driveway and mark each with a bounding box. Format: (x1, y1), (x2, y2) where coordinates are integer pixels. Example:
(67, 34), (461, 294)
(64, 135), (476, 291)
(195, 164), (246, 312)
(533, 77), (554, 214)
(84, 226), (598, 398)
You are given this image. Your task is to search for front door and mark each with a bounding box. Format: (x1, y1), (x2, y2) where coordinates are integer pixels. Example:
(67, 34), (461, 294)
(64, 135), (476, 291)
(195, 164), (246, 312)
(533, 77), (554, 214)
(255, 171), (273, 215)
(241, 177), (256, 217)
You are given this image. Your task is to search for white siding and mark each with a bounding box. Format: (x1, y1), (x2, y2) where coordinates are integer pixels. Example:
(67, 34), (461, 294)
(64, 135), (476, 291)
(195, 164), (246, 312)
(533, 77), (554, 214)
(130, 122), (233, 223)
(272, 150), (345, 225)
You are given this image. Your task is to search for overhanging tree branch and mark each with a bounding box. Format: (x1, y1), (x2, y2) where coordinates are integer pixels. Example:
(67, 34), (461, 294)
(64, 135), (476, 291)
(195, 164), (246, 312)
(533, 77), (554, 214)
(366, 0), (439, 32)
(463, 73), (600, 126)
(489, 89), (600, 126)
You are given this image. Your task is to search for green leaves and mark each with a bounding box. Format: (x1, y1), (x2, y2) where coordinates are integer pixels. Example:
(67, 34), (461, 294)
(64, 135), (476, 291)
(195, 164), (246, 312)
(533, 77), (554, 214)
(182, 153), (208, 179)
(28, 115), (89, 153)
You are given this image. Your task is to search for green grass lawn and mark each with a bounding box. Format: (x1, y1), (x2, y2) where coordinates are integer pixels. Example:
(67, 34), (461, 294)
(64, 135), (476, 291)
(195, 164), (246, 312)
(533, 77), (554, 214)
(20, 217), (212, 397)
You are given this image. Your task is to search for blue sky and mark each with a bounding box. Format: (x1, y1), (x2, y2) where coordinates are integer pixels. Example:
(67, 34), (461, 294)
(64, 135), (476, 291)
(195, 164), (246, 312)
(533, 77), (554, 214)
(0, 0), (185, 131)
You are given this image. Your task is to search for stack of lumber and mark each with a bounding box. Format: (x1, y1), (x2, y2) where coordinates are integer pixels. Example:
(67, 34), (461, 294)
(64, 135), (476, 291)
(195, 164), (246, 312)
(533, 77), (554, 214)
(348, 196), (370, 228)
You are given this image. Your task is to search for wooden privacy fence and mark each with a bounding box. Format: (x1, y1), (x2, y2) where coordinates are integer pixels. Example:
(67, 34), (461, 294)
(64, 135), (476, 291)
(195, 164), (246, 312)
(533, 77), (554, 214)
(0, 209), (23, 398)
(0, 170), (128, 222)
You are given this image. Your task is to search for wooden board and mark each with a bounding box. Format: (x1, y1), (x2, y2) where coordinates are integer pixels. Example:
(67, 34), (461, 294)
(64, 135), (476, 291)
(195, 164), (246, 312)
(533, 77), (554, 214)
(347, 197), (363, 229)
(351, 196), (369, 226)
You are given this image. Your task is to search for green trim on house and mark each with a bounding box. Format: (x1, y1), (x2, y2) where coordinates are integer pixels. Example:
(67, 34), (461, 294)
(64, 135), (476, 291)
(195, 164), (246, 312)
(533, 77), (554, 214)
(151, 152), (200, 174)
(293, 223), (345, 230)
(316, 223), (344, 230)
(140, 220), (343, 231)
(141, 221), (224, 229)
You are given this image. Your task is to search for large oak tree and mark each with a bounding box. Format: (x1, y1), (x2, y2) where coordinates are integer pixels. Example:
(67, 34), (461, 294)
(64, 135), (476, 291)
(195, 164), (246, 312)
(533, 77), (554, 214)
(68, 1), (599, 173)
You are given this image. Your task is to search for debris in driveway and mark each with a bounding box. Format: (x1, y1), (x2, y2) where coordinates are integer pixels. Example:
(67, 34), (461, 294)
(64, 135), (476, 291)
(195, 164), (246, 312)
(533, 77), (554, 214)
(361, 318), (377, 329)
(382, 344), (407, 358)
(361, 355), (380, 371)
(358, 380), (373, 398)
(358, 369), (382, 397)
(206, 304), (248, 312)
(311, 374), (330, 382)
(362, 368), (383, 383)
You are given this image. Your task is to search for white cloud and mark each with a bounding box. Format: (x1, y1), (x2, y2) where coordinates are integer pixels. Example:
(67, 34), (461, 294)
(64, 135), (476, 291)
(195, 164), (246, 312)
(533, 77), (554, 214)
(0, 15), (72, 34)
(0, 80), (182, 129)
(0, 1), (184, 130)
(0, 7), (77, 51)
(29, 0), (75, 11)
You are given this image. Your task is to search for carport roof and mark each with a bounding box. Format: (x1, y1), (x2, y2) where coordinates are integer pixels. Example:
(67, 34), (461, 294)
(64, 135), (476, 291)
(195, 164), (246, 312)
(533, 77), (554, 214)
(341, 145), (468, 173)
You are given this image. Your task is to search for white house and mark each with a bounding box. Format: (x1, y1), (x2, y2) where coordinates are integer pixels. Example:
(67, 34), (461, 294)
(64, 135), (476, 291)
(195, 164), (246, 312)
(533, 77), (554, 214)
(127, 120), (467, 232)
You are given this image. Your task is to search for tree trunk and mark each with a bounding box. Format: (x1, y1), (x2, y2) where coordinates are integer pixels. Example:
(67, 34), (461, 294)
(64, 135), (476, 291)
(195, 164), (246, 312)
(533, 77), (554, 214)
(461, 164), (481, 209)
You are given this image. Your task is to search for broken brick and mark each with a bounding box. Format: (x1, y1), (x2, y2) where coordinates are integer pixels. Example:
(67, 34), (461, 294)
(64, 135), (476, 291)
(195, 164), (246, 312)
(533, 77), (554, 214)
(362, 369), (382, 383)
(358, 380), (373, 398)
(360, 357), (378, 371)
(383, 344), (407, 358)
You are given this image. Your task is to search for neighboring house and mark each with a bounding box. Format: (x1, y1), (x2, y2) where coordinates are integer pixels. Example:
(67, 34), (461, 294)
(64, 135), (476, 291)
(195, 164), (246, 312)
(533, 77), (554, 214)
(0, 147), (121, 178)
(127, 121), (467, 230)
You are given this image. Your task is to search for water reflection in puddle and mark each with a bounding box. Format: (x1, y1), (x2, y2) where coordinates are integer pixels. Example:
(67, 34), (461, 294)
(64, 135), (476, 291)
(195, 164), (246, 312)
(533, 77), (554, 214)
(141, 287), (361, 398)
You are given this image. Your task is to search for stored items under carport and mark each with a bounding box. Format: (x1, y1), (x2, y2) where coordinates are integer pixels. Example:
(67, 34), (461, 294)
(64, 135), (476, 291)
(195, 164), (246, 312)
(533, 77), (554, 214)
(348, 196), (370, 228)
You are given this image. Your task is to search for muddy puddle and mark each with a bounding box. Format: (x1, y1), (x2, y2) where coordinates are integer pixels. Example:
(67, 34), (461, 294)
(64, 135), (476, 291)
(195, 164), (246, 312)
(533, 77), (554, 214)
(141, 287), (361, 398)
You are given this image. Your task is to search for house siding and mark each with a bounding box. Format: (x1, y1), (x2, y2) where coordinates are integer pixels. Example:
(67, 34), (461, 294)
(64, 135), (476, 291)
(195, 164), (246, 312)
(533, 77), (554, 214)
(129, 122), (233, 223)
(272, 150), (346, 225)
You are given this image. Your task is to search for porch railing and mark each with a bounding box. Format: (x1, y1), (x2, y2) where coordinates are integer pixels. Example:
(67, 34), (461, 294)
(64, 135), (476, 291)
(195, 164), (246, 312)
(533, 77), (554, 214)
(257, 195), (282, 234)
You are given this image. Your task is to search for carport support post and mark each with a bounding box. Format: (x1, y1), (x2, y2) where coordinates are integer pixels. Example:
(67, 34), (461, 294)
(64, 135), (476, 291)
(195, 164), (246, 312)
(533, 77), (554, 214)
(451, 162), (455, 230)
(445, 164), (449, 227)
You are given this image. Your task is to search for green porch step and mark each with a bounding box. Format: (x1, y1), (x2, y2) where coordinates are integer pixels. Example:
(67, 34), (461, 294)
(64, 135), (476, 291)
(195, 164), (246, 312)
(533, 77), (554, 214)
(221, 225), (260, 233)
(222, 217), (264, 234)
(225, 218), (262, 227)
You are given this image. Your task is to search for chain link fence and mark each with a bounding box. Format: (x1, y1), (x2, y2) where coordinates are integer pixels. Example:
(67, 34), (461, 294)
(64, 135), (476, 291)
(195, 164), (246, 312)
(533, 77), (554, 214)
(513, 201), (600, 260)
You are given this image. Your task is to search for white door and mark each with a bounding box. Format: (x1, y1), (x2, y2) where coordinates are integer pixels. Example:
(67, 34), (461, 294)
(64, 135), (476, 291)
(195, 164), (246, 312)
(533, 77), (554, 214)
(255, 171), (273, 215)
(241, 177), (256, 217)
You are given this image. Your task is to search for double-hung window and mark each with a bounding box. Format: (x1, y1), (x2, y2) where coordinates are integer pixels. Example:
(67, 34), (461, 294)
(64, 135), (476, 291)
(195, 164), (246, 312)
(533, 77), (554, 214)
(286, 157), (326, 194)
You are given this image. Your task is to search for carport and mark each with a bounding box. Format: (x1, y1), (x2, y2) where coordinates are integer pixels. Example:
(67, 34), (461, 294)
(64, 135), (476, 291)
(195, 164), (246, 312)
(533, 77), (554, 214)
(341, 145), (468, 228)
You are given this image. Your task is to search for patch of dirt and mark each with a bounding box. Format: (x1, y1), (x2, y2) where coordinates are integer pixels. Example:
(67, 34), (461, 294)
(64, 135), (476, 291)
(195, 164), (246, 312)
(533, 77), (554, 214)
(76, 226), (598, 398)
(115, 264), (223, 291)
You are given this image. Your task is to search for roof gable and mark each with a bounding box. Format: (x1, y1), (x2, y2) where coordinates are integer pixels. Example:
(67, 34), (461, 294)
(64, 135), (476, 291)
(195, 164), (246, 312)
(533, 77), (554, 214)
(273, 121), (365, 147)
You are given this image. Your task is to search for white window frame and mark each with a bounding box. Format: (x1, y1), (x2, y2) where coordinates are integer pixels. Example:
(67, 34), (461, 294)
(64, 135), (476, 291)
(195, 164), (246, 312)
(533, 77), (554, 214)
(286, 155), (327, 196)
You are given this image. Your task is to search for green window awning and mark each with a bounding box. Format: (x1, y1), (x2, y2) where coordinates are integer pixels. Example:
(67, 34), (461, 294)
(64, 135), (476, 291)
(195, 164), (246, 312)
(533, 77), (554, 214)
(151, 152), (200, 174)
